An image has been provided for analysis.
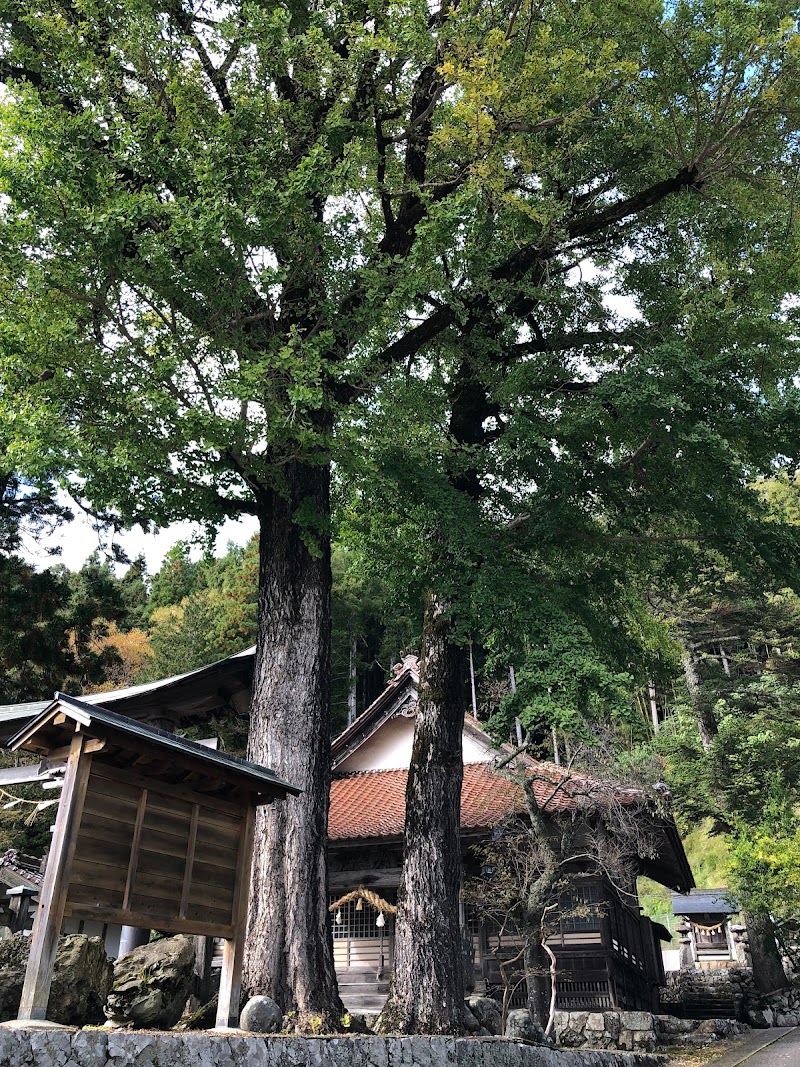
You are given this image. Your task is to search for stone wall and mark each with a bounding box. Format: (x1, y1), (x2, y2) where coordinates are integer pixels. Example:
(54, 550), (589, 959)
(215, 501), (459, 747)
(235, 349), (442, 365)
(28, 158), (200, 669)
(659, 966), (756, 1020)
(553, 1012), (659, 1053)
(753, 985), (800, 1028)
(551, 1009), (749, 1051)
(0, 1030), (666, 1067)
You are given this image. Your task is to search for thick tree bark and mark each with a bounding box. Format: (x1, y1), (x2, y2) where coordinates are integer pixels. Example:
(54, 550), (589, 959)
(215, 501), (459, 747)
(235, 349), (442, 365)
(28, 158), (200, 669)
(379, 592), (467, 1034)
(745, 909), (788, 994)
(243, 459), (343, 1025)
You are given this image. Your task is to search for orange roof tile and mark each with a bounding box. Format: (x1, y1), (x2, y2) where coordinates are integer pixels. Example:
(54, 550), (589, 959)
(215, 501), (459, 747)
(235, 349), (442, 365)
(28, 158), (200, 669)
(328, 759), (641, 842)
(330, 762), (525, 841)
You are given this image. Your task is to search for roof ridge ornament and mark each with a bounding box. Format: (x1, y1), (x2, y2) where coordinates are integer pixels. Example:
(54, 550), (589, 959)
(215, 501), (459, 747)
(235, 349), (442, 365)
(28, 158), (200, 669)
(391, 653), (419, 679)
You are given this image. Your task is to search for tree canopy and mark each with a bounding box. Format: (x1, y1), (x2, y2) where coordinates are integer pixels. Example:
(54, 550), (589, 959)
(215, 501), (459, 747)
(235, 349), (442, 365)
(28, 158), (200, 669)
(3, 0), (800, 1029)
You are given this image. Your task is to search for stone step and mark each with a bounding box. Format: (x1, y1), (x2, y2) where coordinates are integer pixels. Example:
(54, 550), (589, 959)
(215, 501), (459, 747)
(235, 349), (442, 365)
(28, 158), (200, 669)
(341, 995), (389, 1014)
(338, 982), (390, 995)
(668, 1002), (739, 1020)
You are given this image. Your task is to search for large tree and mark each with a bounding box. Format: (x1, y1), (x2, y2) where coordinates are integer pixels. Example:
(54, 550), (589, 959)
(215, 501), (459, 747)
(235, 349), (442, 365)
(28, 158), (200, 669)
(2, 0), (800, 1025)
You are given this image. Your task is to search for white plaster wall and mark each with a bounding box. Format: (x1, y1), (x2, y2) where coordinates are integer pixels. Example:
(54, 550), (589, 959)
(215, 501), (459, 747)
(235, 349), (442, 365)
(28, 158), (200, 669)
(337, 717), (492, 773)
(662, 949), (680, 972)
(463, 732), (490, 763)
(337, 716), (416, 772)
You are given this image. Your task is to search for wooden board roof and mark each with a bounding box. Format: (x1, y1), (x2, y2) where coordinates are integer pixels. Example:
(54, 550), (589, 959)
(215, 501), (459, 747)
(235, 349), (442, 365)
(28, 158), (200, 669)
(7, 692), (299, 805)
(0, 646), (256, 741)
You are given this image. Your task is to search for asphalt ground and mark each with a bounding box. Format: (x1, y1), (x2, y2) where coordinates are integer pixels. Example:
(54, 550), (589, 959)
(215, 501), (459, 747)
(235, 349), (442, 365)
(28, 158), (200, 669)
(697, 1027), (800, 1067)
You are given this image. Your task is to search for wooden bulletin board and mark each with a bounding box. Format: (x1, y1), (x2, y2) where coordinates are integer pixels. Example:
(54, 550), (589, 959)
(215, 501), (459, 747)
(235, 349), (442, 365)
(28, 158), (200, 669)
(66, 763), (248, 938)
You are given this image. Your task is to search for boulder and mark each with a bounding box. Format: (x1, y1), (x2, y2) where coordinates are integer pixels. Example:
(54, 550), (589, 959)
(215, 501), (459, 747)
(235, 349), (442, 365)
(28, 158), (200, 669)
(693, 1018), (748, 1040)
(105, 935), (195, 1029)
(747, 1007), (773, 1029)
(466, 996), (502, 1036)
(503, 1008), (548, 1044)
(655, 1014), (697, 1037)
(0, 933), (112, 1025)
(776, 1013), (799, 1027)
(462, 1005), (482, 1035)
(240, 995), (282, 1034)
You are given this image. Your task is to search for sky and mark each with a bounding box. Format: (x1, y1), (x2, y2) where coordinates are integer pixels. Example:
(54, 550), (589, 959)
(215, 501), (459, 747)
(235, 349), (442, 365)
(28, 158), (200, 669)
(22, 493), (259, 575)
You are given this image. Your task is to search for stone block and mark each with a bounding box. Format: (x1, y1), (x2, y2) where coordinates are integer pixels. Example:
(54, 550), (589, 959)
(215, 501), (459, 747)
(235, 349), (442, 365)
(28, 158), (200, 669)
(226, 1035), (271, 1067)
(584, 1013), (605, 1031)
(106, 1030), (161, 1066)
(617, 1030), (633, 1051)
(601, 1013), (621, 1039)
(631, 1029), (656, 1052)
(564, 1012), (587, 1034)
(65, 1029), (109, 1067)
(619, 1012), (654, 1033)
(27, 1029), (74, 1067)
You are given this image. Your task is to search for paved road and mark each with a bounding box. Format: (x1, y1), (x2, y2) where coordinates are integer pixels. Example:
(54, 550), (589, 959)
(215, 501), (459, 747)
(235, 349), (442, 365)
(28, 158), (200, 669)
(704, 1027), (800, 1067)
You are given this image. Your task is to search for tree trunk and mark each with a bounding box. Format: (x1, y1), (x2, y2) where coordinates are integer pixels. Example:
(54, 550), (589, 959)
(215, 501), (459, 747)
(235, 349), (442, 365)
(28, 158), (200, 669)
(745, 909), (788, 994)
(379, 592), (467, 1034)
(680, 643), (718, 751)
(523, 940), (550, 1027)
(243, 459), (343, 1026)
(348, 632), (358, 726)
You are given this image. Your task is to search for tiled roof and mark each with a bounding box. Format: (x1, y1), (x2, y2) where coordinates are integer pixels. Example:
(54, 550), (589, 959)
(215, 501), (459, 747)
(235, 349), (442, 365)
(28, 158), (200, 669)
(0, 849), (43, 888)
(329, 756), (651, 842)
(328, 760), (599, 841)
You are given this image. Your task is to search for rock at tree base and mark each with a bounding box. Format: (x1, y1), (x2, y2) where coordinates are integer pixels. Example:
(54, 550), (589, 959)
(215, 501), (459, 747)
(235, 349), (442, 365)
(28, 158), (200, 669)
(504, 1008), (549, 1043)
(0, 933), (112, 1025)
(105, 935), (195, 1029)
(240, 996), (282, 1034)
(462, 1004), (490, 1036)
(466, 995), (502, 1035)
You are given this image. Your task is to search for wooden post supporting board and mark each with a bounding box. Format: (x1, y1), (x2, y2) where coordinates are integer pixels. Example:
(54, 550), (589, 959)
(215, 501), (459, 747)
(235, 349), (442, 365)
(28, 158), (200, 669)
(18, 732), (91, 1021)
(215, 804), (256, 1029)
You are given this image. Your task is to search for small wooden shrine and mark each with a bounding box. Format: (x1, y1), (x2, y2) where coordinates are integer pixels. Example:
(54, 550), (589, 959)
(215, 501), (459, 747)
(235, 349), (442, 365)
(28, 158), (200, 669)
(672, 889), (741, 969)
(7, 693), (299, 1028)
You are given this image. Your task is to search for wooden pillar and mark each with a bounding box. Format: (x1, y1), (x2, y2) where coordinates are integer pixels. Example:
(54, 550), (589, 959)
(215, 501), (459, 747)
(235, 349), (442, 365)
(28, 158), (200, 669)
(194, 935), (214, 1006)
(216, 803), (256, 1029)
(18, 732), (90, 1021)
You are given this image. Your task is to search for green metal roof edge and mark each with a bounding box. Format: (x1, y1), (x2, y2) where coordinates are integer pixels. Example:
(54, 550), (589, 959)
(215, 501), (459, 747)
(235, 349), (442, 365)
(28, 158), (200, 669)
(9, 692), (301, 798)
(0, 701), (50, 724)
(671, 888), (739, 915)
(0, 646), (256, 723)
